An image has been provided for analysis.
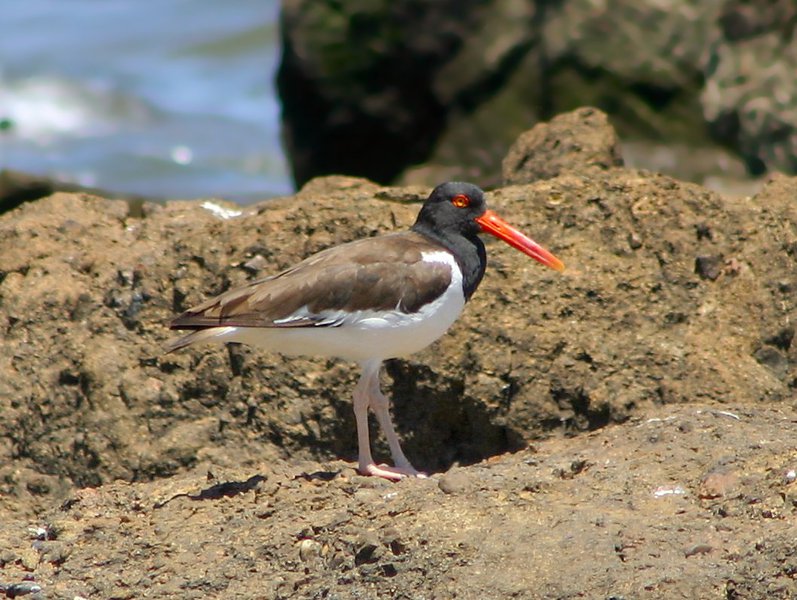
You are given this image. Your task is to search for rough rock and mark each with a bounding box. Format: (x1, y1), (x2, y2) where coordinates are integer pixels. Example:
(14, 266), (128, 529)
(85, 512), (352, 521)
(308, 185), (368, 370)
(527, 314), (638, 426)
(1, 122), (797, 596)
(2, 165), (796, 515)
(0, 168), (147, 217)
(0, 404), (795, 598)
(702, 0), (797, 175)
(0, 170), (64, 215)
(277, 0), (491, 186)
(502, 107), (624, 184)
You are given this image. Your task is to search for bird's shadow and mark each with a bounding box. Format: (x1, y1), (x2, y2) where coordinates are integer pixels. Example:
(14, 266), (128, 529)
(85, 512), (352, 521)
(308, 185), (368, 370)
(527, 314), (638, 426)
(153, 474), (266, 509)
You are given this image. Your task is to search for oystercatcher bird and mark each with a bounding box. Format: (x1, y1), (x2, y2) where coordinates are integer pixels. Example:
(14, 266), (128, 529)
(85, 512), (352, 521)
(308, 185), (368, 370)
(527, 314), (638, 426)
(166, 182), (564, 480)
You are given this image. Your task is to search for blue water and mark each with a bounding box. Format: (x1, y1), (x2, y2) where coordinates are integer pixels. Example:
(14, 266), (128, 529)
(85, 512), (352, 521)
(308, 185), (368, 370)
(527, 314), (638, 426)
(0, 0), (292, 202)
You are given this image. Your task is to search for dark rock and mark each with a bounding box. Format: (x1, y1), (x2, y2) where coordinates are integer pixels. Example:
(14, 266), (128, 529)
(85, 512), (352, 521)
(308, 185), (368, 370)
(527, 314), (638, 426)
(0, 170), (60, 214)
(765, 327), (795, 352)
(753, 346), (789, 379)
(277, 1), (486, 187)
(0, 581), (43, 598)
(695, 223), (713, 241)
(353, 530), (382, 565)
(277, 1), (797, 188)
(703, 1), (797, 175)
(694, 255), (724, 280)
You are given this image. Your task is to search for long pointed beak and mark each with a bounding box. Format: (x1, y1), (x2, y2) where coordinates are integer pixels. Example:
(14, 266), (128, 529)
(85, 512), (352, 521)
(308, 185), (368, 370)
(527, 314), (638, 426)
(475, 210), (565, 272)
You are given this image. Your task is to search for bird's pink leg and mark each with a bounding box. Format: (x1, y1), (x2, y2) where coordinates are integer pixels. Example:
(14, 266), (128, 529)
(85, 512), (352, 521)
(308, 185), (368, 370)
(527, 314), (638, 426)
(365, 366), (426, 478)
(353, 361), (425, 481)
(352, 366), (382, 476)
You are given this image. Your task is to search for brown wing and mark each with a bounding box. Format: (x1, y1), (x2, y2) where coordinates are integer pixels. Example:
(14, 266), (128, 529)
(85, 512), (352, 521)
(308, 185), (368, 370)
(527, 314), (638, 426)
(170, 232), (453, 330)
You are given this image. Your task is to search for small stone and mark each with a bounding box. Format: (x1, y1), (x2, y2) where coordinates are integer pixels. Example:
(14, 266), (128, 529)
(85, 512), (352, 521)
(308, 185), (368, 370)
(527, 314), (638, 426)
(684, 543), (713, 557)
(695, 223), (712, 241)
(699, 466), (739, 499)
(19, 548), (40, 571)
(381, 526), (407, 556)
(722, 257), (742, 276)
(353, 530), (382, 566)
(38, 541), (71, 565)
(438, 470), (471, 495)
(653, 485), (687, 498)
(350, 475), (392, 489)
(695, 255), (723, 280)
(242, 254), (268, 274)
(2, 581), (42, 596)
(753, 346), (788, 378)
(764, 327), (794, 352)
(298, 538), (322, 562)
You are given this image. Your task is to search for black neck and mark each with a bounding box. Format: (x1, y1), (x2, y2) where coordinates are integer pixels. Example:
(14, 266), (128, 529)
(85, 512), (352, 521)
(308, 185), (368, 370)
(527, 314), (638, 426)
(411, 222), (487, 300)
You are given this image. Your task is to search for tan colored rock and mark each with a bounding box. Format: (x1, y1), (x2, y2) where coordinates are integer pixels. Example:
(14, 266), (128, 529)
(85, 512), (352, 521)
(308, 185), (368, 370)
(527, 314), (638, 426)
(502, 107), (624, 184)
(0, 167), (795, 520)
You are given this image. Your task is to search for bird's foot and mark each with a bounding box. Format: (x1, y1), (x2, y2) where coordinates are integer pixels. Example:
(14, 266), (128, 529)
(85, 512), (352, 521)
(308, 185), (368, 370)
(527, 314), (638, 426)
(358, 462), (428, 481)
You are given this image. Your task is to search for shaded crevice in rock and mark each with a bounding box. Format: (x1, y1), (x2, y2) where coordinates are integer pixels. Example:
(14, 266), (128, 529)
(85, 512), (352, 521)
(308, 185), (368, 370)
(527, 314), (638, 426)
(543, 383), (612, 433)
(385, 359), (521, 473)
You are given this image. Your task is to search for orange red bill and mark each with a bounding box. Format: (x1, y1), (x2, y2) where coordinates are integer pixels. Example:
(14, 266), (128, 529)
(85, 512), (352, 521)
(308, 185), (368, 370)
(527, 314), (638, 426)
(475, 210), (565, 272)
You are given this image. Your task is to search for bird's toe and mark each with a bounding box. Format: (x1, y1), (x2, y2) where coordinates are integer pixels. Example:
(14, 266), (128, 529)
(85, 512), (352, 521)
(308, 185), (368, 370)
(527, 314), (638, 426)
(358, 462), (426, 481)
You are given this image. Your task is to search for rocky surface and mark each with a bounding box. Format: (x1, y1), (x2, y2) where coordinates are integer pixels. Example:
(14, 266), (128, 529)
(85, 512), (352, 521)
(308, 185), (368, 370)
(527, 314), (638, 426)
(1, 404), (796, 599)
(703, 0), (797, 175)
(1, 114), (796, 597)
(0, 169), (145, 218)
(278, 0), (796, 189)
(502, 107), (624, 184)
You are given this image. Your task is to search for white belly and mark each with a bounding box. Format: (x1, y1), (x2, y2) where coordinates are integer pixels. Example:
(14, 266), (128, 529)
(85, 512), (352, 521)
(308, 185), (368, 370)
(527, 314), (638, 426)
(198, 251), (466, 363)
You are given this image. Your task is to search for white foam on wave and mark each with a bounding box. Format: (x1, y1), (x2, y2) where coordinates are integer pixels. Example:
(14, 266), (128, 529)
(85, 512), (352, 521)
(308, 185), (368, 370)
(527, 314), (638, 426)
(0, 75), (152, 144)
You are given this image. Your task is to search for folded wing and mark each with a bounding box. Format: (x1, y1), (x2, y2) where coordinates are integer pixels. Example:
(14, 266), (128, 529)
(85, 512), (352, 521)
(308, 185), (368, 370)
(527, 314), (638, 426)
(169, 232), (453, 331)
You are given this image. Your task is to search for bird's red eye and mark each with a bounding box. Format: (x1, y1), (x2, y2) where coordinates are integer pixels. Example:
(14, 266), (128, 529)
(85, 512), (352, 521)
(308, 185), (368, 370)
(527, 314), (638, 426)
(451, 194), (470, 208)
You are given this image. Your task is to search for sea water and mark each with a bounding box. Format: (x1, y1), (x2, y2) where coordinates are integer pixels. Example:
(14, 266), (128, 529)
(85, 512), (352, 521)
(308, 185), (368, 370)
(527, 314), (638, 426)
(0, 0), (292, 202)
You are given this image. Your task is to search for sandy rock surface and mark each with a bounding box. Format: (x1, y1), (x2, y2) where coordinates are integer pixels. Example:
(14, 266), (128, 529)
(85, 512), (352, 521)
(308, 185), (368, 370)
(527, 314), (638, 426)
(1, 115), (796, 598)
(502, 107), (624, 183)
(1, 404), (796, 599)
